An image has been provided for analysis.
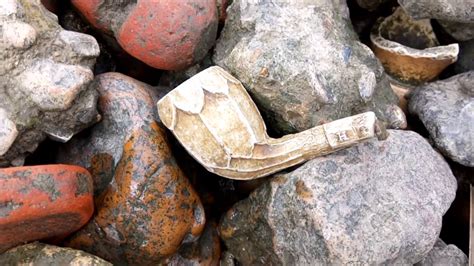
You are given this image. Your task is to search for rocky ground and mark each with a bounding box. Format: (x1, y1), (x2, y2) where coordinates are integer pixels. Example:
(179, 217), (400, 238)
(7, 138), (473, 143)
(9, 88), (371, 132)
(0, 0), (472, 265)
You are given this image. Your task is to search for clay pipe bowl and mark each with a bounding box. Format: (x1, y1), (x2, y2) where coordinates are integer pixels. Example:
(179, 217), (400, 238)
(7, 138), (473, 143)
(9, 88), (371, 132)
(157, 66), (387, 180)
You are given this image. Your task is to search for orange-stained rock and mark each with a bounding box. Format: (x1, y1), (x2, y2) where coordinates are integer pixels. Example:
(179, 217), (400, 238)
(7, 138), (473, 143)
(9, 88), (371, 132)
(59, 73), (205, 264)
(0, 165), (94, 253)
(71, 0), (218, 70)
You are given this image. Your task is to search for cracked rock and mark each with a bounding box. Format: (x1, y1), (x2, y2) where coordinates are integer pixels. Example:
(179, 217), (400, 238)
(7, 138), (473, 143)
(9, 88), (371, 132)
(0, 0), (100, 166)
(219, 130), (457, 264)
(214, 0), (405, 134)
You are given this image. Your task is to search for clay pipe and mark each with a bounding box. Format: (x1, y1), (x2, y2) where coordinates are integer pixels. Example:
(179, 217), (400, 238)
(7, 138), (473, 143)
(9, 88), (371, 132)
(157, 66), (388, 180)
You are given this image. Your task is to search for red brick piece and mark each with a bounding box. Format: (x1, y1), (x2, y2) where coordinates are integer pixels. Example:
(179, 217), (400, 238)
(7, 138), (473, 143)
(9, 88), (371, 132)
(0, 165), (94, 253)
(71, 0), (218, 70)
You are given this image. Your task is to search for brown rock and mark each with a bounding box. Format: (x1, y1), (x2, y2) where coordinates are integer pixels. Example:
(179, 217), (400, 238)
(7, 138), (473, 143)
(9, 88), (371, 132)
(0, 165), (94, 253)
(60, 73), (205, 264)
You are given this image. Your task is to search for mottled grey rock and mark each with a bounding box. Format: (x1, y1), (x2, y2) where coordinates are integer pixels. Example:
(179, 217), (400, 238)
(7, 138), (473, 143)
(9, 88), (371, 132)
(415, 239), (468, 266)
(398, 0), (474, 23)
(214, 0), (405, 134)
(219, 130), (457, 265)
(0, 242), (111, 265)
(439, 20), (474, 42)
(409, 71), (474, 166)
(0, 0), (100, 166)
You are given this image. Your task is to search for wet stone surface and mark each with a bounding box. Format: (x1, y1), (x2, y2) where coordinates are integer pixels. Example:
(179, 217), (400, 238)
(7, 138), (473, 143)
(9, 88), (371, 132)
(59, 73), (205, 265)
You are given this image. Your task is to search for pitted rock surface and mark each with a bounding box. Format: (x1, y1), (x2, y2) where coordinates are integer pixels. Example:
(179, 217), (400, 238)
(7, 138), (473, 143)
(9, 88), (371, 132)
(219, 130), (457, 265)
(214, 0), (405, 134)
(0, 165), (94, 253)
(60, 73), (205, 265)
(0, 0), (100, 167)
(409, 71), (474, 167)
(71, 0), (218, 70)
(0, 242), (111, 265)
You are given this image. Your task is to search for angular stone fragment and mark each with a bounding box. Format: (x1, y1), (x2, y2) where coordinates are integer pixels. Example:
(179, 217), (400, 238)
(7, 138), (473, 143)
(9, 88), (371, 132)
(0, 0), (100, 166)
(0, 242), (111, 265)
(415, 239), (468, 266)
(398, 0), (474, 23)
(214, 0), (405, 133)
(71, 0), (218, 70)
(219, 130), (457, 264)
(60, 73), (205, 264)
(409, 71), (474, 167)
(0, 165), (94, 253)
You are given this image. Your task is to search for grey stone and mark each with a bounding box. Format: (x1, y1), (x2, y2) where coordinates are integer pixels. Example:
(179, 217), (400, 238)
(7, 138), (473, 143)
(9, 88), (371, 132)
(398, 0), (474, 23)
(0, 242), (112, 265)
(415, 239), (468, 266)
(409, 71), (474, 167)
(439, 20), (474, 42)
(213, 0), (405, 134)
(219, 130), (457, 265)
(0, 0), (100, 166)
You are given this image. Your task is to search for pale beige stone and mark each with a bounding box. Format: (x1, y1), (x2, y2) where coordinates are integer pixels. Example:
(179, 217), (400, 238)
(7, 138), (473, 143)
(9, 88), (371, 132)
(158, 66), (388, 180)
(0, 109), (18, 156)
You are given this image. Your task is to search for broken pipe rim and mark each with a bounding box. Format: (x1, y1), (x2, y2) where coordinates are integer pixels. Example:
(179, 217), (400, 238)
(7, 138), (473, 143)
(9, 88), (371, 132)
(370, 13), (459, 85)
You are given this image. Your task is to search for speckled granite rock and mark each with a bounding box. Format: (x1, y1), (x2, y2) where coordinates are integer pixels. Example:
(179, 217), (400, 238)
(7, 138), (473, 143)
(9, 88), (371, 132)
(409, 71), (474, 167)
(59, 73), (205, 265)
(0, 0), (100, 167)
(214, 0), (405, 134)
(398, 0), (474, 23)
(415, 239), (468, 266)
(219, 130), (457, 265)
(0, 242), (111, 265)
